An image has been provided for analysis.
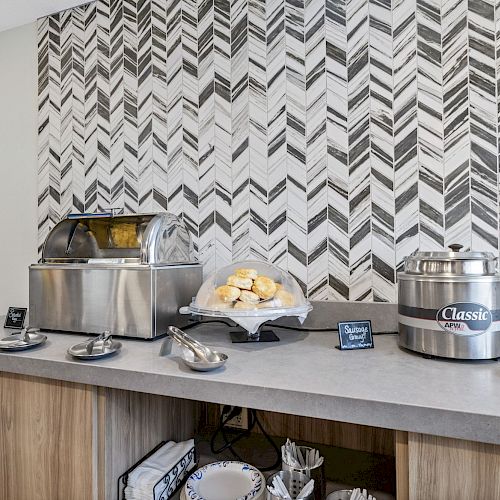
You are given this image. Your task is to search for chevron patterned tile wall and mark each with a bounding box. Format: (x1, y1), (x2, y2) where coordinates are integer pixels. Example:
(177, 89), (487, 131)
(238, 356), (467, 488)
(37, 0), (500, 302)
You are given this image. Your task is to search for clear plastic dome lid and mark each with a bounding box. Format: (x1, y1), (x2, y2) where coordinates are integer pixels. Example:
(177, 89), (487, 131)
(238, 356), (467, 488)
(189, 260), (312, 318)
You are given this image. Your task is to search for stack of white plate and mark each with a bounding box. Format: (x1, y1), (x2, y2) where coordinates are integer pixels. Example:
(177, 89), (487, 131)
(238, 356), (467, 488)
(182, 461), (265, 500)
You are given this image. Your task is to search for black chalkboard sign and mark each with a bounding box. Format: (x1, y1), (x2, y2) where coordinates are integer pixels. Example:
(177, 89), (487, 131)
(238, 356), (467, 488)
(337, 320), (374, 350)
(4, 307), (27, 329)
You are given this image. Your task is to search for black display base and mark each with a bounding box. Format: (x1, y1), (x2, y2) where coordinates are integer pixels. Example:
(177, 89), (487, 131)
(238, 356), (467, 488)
(230, 329), (280, 343)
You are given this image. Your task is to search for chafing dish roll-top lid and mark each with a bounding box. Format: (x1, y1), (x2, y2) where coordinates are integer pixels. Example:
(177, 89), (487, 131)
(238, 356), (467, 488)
(42, 212), (194, 265)
(403, 244), (498, 276)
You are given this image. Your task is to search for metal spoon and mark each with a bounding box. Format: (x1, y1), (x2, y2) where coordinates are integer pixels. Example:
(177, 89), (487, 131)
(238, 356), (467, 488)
(167, 326), (222, 363)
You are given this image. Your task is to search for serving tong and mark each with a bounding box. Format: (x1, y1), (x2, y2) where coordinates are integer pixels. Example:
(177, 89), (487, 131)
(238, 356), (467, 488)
(167, 326), (222, 363)
(85, 331), (112, 355)
(0, 327), (47, 351)
(8, 326), (38, 347)
(20, 327), (32, 344)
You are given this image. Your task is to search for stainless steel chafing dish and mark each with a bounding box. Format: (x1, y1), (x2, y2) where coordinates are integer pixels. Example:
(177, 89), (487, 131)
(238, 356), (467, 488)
(29, 212), (203, 339)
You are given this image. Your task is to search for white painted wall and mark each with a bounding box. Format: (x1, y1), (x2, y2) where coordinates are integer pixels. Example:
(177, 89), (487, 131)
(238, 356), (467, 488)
(0, 0), (90, 32)
(0, 23), (38, 313)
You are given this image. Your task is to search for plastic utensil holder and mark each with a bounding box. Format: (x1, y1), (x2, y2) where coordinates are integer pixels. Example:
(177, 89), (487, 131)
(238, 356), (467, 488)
(266, 470), (314, 500)
(282, 446), (325, 500)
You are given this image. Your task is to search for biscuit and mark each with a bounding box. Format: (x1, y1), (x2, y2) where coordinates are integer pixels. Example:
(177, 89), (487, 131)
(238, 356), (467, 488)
(239, 290), (260, 304)
(206, 296), (233, 309)
(274, 289), (295, 307)
(233, 301), (258, 310)
(257, 299), (281, 309)
(227, 275), (253, 290)
(235, 268), (258, 280)
(215, 285), (241, 302)
(252, 276), (277, 300)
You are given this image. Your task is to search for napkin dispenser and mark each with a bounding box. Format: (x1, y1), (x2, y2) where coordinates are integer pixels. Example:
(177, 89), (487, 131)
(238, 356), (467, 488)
(118, 439), (197, 500)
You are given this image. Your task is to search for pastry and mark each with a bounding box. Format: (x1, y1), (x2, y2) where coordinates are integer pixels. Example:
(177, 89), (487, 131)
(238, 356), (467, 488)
(235, 268), (258, 280)
(206, 296), (233, 309)
(233, 301), (258, 310)
(227, 275), (253, 290)
(274, 289), (295, 307)
(239, 290), (260, 304)
(215, 285), (241, 303)
(257, 300), (276, 309)
(252, 276), (277, 300)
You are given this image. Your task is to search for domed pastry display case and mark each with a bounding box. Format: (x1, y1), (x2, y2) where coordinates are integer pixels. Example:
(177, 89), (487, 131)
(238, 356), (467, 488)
(185, 261), (312, 342)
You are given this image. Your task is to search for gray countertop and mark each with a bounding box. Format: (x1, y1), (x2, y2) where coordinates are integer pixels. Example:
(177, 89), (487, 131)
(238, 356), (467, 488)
(1, 323), (499, 445)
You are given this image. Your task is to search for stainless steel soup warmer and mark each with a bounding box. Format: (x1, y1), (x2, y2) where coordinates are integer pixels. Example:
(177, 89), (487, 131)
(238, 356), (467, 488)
(398, 245), (500, 359)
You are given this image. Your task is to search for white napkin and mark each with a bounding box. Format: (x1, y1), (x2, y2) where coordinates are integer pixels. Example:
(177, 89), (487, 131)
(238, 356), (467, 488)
(124, 439), (194, 500)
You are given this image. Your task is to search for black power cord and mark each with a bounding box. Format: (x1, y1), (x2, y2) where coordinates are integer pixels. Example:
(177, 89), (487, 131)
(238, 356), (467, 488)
(252, 410), (281, 468)
(182, 320), (235, 330)
(210, 406), (281, 472)
(183, 318), (397, 335)
(211, 406), (254, 455)
(183, 319), (338, 332)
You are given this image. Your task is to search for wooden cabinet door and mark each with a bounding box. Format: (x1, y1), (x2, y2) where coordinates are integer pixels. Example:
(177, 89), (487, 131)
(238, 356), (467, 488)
(395, 431), (500, 500)
(0, 372), (94, 500)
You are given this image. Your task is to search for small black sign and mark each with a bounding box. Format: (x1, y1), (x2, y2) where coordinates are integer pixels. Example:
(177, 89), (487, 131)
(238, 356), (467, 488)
(337, 320), (374, 350)
(4, 307), (27, 329)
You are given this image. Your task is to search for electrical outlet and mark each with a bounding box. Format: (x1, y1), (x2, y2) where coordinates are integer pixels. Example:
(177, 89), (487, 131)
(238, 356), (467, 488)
(220, 405), (249, 430)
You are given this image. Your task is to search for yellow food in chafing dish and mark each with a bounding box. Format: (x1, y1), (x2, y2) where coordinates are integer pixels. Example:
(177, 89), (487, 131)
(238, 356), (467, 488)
(235, 268), (258, 280)
(239, 290), (260, 304)
(227, 275), (253, 290)
(215, 285), (241, 302)
(252, 276), (277, 300)
(110, 223), (139, 248)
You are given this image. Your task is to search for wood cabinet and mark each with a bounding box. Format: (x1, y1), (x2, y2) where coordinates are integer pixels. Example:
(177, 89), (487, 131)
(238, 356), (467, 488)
(395, 431), (500, 500)
(0, 372), (200, 500)
(0, 373), (94, 500)
(2, 371), (500, 500)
